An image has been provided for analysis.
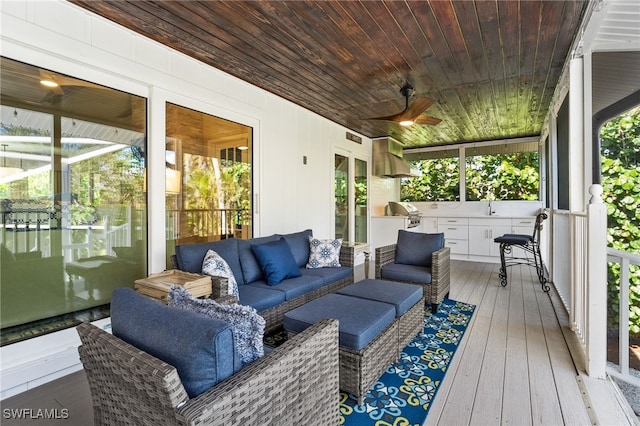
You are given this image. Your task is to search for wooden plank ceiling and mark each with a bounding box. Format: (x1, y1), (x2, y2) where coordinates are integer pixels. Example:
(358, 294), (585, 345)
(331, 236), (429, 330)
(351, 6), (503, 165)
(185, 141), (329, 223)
(70, 0), (587, 148)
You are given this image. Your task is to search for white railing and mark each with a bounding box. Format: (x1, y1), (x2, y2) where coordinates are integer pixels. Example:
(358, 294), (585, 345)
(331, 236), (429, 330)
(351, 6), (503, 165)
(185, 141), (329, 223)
(166, 208), (247, 241)
(553, 185), (608, 378)
(571, 212), (588, 347)
(607, 247), (640, 387)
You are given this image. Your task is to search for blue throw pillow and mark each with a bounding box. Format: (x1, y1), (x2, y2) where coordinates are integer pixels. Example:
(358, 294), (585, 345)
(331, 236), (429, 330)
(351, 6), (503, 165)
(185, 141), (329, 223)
(110, 288), (242, 398)
(250, 238), (301, 285)
(278, 229), (313, 267)
(395, 230), (444, 267)
(168, 286), (265, 365)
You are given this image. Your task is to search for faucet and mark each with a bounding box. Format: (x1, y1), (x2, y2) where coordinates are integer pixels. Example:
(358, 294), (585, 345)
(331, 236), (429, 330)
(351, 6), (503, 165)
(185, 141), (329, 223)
(488, 201), (495, 216)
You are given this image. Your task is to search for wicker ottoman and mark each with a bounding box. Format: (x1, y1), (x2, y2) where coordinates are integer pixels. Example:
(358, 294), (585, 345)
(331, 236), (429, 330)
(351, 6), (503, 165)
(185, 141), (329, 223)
(284, 293), (397, 405)
(337, 279), (424, 356)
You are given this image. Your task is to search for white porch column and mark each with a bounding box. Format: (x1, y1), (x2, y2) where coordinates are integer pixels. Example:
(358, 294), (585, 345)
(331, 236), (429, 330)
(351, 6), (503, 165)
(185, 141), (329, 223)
(586, 184), (607, 378)
(569, 57), (585, 211)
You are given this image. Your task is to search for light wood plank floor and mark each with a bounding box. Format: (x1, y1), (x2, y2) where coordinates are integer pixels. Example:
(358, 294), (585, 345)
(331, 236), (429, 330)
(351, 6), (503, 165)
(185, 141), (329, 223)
(427, 260), (594, 426)
(0, 260), (627, 425)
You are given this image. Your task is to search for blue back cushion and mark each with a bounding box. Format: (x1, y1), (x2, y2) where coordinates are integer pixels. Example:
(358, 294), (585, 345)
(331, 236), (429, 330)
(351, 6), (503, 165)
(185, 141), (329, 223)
(175, 238), (242, 285)
(251, 238), (302, 285)
(237, 235), (279, 284)
(278, 229), (313, 267)
(395, 230), (444, 267)
(110, 288), (241, 398)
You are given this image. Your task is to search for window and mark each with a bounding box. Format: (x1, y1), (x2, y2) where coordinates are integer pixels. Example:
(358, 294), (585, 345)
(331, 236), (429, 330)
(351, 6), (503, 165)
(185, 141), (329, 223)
(402, 149), (460, 201)
(402, 141), (540, 202)
(465, 143), (539, 201)
(165, 103), (252, 266)
(0, 57), (147, 344)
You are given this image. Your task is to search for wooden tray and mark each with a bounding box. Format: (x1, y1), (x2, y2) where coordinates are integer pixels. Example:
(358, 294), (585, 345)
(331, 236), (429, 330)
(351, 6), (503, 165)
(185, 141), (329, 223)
(134, 269), (212, 303)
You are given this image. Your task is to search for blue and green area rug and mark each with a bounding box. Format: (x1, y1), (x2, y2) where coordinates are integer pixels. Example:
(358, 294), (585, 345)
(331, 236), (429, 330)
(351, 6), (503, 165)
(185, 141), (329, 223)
(340, 298), (475, 425)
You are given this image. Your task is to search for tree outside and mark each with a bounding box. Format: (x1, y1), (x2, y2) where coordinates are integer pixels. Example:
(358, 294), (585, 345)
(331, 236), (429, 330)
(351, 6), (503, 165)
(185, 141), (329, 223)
(400, 151), (539, 202)
(602, 106), (640, 334)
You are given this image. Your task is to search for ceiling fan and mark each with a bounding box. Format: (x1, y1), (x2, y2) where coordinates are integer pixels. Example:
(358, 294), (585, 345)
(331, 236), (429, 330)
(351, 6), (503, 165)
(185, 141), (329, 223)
(368, 84), (441, 127)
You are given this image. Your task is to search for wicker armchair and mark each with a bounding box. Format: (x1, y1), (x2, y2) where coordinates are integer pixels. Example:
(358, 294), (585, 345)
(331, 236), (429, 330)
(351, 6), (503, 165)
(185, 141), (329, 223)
(375, 242), (450, 313)
(77, 319), (340, 426)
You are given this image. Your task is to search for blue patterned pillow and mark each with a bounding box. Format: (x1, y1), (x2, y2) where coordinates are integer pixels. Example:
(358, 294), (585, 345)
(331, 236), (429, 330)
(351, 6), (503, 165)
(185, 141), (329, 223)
(306, 237), (342, 268)
(202, 249), (239, 297)
(168, 286), (265, 365)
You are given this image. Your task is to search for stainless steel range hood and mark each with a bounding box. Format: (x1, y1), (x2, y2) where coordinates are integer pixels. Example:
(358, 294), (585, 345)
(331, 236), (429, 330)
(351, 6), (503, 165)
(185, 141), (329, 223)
(372, 137), (420, 178)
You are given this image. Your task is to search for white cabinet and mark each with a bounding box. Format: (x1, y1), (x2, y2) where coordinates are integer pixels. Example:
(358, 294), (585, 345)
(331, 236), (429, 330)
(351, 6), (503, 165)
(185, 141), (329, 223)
(438, 218), (469, 255)
(371, 215), (537, 261)
(420, 217), (438, 233)
(468, 218), (512, 257)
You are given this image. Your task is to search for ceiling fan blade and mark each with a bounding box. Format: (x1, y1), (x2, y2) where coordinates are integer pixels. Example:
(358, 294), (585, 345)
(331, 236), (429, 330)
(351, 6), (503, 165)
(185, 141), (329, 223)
(368, 96), (437, 123)
(414, 114), (442, 126)
(403, 96), (436, 120)
(368, 112), (407, 122)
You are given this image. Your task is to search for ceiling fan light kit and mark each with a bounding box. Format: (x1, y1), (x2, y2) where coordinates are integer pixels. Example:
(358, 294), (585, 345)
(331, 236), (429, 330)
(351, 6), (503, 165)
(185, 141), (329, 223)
(369, 83), (441, 127)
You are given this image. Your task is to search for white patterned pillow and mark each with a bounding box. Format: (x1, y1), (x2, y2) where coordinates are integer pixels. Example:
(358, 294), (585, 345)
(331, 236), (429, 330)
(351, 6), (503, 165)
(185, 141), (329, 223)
(202, 249), (239, 297)
(306, 237), (342, 268)
(168, 286), (265, 365)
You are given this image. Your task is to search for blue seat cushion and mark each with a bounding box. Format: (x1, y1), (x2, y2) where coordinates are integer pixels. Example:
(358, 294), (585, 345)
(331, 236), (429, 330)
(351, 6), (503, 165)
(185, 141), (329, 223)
(284, 293), (395, 351)
(300, 266), (351, 284)
(110, 288), (241, 398)
(237, 284), (286, 312)
(278, 229), (313, 268)
(247, 274), (324, 301)
(337, 279), (423, 316)
(395, 230), (444, 267)
(175, 238), (242, 285)
(380, 263), (433, 284)
(238, 235), (280, 284)
(250, 238), (301, 285)
(494, 234), (532, 244)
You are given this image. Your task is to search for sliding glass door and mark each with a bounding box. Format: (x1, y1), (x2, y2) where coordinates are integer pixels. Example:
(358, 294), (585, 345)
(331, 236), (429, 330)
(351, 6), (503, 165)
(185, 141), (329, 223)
(0, 57), (147, 343)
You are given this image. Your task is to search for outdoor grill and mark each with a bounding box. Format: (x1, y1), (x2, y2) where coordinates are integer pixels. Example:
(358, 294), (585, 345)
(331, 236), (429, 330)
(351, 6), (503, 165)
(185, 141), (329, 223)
(386, 201), (421, 229)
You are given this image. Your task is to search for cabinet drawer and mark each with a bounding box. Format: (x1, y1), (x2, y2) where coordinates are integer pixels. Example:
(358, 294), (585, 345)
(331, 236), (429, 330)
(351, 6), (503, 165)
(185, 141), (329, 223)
(445, 239), (468, 255)
(468, 218), (510, 227)
(512, 218), (535, 228)
(439, 217), (468, 226)
(438, 224), (468, 240)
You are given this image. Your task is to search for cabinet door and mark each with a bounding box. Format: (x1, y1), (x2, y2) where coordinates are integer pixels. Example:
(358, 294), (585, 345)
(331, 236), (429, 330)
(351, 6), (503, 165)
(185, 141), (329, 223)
(469, 225), (512, 257)
(488, 225), (513, 257)
(468, 226), (492, 256)
(421, 217), (438, 233)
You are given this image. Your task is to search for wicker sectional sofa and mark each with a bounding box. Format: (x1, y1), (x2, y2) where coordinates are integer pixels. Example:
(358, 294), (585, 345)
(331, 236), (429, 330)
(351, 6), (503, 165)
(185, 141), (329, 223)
(172, 229), (355, 333)
(78, 312), (340, 425)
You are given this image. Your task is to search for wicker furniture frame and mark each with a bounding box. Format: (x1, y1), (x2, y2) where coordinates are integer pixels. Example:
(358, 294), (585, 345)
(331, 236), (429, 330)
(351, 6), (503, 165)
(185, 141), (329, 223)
(286, 294), (423, 405)
(77, 319), (340, 426)
(398, 296), (426, 356)
(288, 318), (397, 406)
(171, 245), (356, 334)
(375, 245), (451, 313)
